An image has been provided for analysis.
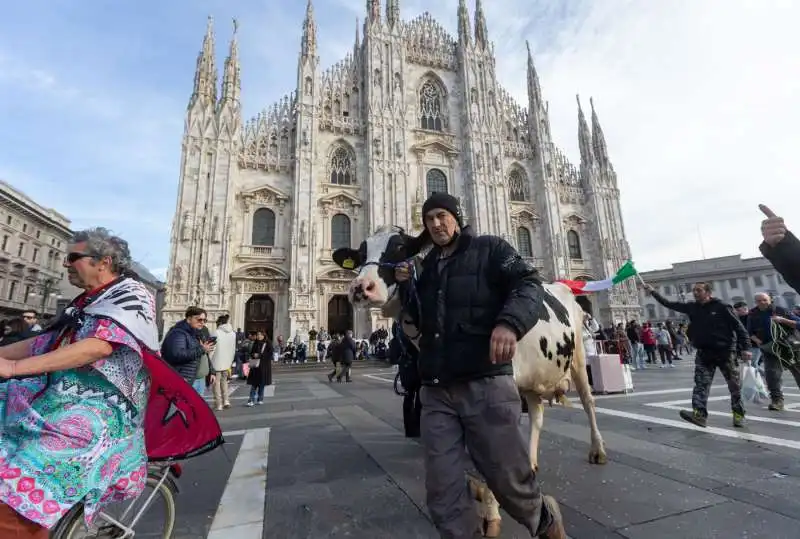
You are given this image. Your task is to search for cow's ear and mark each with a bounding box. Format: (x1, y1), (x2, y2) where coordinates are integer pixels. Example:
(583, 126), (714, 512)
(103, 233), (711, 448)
(332, 248), (362, 270)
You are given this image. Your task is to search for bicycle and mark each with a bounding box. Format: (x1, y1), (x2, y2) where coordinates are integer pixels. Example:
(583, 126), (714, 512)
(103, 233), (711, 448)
(49, 462), (182, 539)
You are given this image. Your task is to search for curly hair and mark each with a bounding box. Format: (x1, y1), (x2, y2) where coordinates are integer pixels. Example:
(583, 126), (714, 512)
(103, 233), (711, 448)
(72, 227), (133, 274)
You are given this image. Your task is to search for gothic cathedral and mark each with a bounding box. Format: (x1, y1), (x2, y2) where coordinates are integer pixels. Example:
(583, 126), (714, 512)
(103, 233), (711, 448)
(162, 0), (641, 339)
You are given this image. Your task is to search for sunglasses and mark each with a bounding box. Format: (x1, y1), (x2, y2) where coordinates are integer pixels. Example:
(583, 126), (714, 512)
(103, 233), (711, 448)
(195, 317), (207, 323)
(66, 252), (92, 264)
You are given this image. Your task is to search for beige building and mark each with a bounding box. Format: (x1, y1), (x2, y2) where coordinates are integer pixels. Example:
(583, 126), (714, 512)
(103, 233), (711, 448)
(638, 254), (796, 322)
(0, 180), (73, 320)
(163, 2), (640, 338)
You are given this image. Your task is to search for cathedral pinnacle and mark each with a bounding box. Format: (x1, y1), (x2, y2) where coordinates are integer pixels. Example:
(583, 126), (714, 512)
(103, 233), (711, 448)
(387, 0), (399, 28)
(589, 97), (610, 166)
(189, 15), (218, 109)
(301, 0), (317, 60)
(474, 0), (489, 49)
(457, 0), (471, 45)
(220, 18), (240, 108)
(367, 0), (380, 24)
(526, 40), (542, 105)
(576, 94), (594, 166)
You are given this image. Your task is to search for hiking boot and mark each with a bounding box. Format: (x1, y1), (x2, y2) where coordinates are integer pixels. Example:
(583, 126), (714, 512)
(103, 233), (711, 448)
(732, 412), (745, 428)
(679, 409), (707, 428)
(768, 400), (785, 411)
(538, 495), (566, 539)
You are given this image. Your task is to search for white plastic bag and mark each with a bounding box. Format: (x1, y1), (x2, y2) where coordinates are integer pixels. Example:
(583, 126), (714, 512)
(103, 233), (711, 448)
(741, 364), (768, 404)
(622, 364), (634, 392)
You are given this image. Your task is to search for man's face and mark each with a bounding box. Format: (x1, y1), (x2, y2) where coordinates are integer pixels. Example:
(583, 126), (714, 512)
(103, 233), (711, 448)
(424, 208), (458, 246)
(692, 284), (711, 302)
(755, 294), (771, 311)
(186, 312), (207, 330)
(22, 311), (37, 327)
(735, 305), (749, 316)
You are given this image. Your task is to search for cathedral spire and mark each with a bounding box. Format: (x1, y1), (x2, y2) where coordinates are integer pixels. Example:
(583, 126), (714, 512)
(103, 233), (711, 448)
(386, 0), (399, 28)
(589, 98), (610, 166)
(576, 94), (594, 166)
(457, 0), (471, 45)
(367, 0), (380, 24)
(474, 0), (489, 49)
(354, 17), (361, 58)
(301, 0), (317, 60)
(189, 15), (217, 109)
(526, 41), (542, 105)
(220, 19), (240, 108)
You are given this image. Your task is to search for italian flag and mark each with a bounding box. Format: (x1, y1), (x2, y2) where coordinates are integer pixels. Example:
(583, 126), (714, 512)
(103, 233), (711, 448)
(557, 260), (638, 295)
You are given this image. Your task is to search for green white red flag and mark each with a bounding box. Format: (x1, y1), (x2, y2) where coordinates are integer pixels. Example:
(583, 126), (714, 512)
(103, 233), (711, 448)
(557, 260), (639, 295)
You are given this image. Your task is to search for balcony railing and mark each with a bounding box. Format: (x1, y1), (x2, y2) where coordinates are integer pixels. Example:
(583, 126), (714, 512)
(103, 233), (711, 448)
(237, 245), (286, 261)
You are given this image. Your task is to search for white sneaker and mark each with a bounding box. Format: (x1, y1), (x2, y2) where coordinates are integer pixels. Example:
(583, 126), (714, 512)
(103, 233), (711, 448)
(246, 401), (254, 407)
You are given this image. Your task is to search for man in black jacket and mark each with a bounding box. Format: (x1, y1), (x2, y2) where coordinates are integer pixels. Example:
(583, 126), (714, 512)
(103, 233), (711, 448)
(644, 282), (751, 428)
(161, 306), (215, 392)
(395, 192), (565, 539)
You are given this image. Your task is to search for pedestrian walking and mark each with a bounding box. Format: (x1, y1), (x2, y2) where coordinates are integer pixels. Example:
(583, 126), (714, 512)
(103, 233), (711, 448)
(246, 331), (272, 406)
(643, 282), (751, 428)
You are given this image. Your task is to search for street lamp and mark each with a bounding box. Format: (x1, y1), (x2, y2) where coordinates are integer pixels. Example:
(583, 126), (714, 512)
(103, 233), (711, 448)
(28, 277), (63, 318)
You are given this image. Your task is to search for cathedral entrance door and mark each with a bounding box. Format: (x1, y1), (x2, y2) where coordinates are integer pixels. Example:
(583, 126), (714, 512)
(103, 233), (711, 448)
(327, 295), (353, 336)
(245, 294), (275, 339)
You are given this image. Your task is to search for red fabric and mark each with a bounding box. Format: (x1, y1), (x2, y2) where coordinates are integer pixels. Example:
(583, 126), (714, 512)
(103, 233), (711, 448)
(142, 348), (224, 462)
(555, 279), (589, 295)
(641, 327), (656, 346)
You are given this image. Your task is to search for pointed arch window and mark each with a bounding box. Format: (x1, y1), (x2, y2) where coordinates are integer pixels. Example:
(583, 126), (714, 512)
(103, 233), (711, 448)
(508, 168), (529, 202)
(330, 146), (356, 185)
(331, 214), (352, 250)
(280, 128), (289, 156)
(426, 169), (448, 195)
(516, 227), (533, 258)
(419, 80), (445, 131)
(567, 230), (582, 259)
(252, 208), (276, 246)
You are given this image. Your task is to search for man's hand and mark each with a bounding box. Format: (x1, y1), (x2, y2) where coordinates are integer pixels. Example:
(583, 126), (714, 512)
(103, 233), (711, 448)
(772, 315), (796, 327)
(490, 324), (517, 364)
(741, 350), (752, 361)
(641, 283), (654, 294)
(759, 204), (787, 247)
(201, 341), (215, 353)
(394, 262), (411, 283)
(209, 374), (216, 385)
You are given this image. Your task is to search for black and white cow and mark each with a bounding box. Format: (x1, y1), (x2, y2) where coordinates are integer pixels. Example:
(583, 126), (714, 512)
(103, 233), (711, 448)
(333, 226), (608, 536)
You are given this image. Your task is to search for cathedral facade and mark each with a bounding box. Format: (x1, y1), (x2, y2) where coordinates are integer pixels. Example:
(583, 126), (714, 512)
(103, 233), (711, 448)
(162, 0), (641, 340)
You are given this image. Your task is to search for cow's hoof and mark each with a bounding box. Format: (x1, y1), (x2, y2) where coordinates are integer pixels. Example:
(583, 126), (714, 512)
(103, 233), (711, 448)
(483, 518), (502, 538)
(588, 447), (608, 465)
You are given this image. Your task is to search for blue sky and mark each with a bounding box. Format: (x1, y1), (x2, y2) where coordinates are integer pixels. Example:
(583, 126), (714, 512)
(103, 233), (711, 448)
(1, 0), (798, 276)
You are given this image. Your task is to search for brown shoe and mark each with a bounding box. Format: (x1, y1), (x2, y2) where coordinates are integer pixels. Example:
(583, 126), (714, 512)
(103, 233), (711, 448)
(539, 495), (566, 539)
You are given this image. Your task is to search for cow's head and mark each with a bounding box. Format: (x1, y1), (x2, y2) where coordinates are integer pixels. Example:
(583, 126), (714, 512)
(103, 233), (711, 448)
(332, 226), (428, 311)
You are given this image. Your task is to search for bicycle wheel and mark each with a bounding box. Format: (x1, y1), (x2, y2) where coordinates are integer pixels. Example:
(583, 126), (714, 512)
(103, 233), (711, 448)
(50, 474), (176, 539)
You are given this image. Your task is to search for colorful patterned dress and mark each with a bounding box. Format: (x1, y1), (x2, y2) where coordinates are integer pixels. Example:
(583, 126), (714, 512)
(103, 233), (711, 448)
(0, 315), (150, 529)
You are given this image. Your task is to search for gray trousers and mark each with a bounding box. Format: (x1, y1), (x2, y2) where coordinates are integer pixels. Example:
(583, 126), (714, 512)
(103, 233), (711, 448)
(420, 375), (551, 539)
(762, 349), (800, 402)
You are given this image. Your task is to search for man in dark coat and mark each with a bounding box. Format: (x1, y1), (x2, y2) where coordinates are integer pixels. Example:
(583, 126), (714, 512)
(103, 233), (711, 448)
(395, 192), (565, 539)
(161, 306), (215, 393)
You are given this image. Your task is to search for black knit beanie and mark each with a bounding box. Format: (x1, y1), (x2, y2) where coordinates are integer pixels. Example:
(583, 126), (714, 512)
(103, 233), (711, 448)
(421, 192), (463, 227)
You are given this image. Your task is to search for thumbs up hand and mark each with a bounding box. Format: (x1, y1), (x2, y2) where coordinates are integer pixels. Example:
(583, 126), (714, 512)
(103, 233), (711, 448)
(759, 204), (787, 247)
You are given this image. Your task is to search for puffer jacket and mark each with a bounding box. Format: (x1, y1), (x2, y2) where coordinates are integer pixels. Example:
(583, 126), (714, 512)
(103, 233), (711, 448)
(161, 320), (205, 382)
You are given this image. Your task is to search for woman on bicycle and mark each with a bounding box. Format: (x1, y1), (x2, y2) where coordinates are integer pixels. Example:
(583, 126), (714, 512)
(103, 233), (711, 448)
(0, 227), (158, 538)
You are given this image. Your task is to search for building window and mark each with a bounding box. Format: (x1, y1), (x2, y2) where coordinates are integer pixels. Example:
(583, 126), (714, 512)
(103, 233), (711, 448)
(663, 285), (671, 295)
(329, 145), (356, 185)
(23, 285), (31, 304)
(6, 216), (11, 225)
(32, 248), (38, 263)
(22, 223), (27, 233)
(426, 168), (448, 195)
(783, 292), (797, 309)
(753, 275), (763, 287)
(516, 227), (533, 257)
(331, 214), (351, 250)
(729, 278), (738, 288)
(35, 230), (40, 239)
(419, 79), (445, 131)
(507, 168), (529, 202)
(251, 208), (276, 246)
(17, 243), (24, 257)
(646, 304), (656, 320)
(7, 281), (16, 301)
(567, 230), (582, 259)
(1, 235), (7, 251)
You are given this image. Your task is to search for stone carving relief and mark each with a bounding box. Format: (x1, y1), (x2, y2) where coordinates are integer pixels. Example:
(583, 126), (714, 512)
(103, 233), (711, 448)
(241, 188), (289, 214)
(245, 267), (282, 279)
(207, 263), (220, 289)
(181, 213), (193, 241)
(245, 280), (284, 293)
(172, 265), (183, 291)
(211, 215), (221, 243)
(299, 220), (307, 247)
